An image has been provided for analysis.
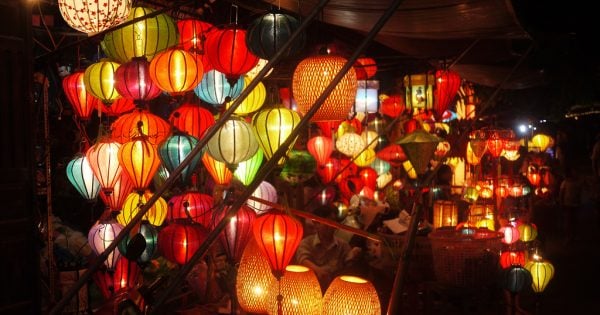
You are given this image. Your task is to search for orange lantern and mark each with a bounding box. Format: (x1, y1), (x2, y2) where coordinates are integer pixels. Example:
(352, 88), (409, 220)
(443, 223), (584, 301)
(379, 94), (405, 118)
(168, 103), (215, 139)
(236, 237), (275, 314)
(118, 136), (161, 192)
(111, 109), (170, 145)
(486, 136), (505, 158)
(527, 166), (541, 187)
(307, 135), (334, 166)
(62, 71), (98, 120)
(267, 265), (323, 315)
(86, 139), (122, 195)
(201, 152), (233, 185)
(100, 97), (135, 117)
(322, 275), (381, 315)
(149, 48), (203, 95)
(177, 19), (213, 70)
(100, 172), (134, 211)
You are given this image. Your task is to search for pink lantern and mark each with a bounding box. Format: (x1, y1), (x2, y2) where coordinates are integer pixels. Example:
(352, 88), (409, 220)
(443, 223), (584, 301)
(499, 225), (520, 245)
(167, 191), (214, 228)
(246, 181), (277, 215)
(88, 220), (123, 270)
(215, 205), (256, 262)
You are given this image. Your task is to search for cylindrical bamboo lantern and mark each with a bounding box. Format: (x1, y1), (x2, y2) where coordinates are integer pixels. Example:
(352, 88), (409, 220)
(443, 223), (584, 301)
(236, 237), (275, 314)
(433, 200), (458, 229)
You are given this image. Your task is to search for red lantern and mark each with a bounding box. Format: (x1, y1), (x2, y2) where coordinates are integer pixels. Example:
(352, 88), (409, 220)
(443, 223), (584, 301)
(317, 158), (340, 184)
(113, 256), (140, 293)
(360, 167), (378, 190)
(307, 136), (333, 166)
(159, 222), (208, 265)
(315, 121), (342, 138)
(177, 19), (213, 70)
(377, 144), (407, 167)
(168, 103), (215, 139)
(62, 71), (98, 120)
(216, 205), (256, 263)
(527, 167), (541, 187)
(100, 97), (135, 117)
(118, 137), (161, 192)
(167, 191), (214, 228)
(355, 57), (377, 80)
(114, 57), (162, 102)
(495, 186), (509, 199)
(205, 25), (258, 83)
(252, 211), (303, 278)
(433, 69), (461, 120)
(86, 139), (122, 194)
(404, 118), (419, 134)
(500, 251), (526, 269)
(201, 152), (233, 185)
(111, 109), (170, 145)
(380, 94), (405, 118)
(99, 172), (134, 211)
(92, 270), (114, 299)
(149, 48), (203, 95)
(487, 138), (505, 158)
(339, 176), (364, 199)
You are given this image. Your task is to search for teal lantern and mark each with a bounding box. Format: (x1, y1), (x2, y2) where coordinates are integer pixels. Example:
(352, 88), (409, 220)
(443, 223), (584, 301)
(66, 155), (101, 200)
(279, 150), (316, 185)
(370, 158), (391, 176)
(234, 148), (264, 186)
(118, 222), (158, 264)
(194, 70), (245, 106)
(158, 132), (202, 184)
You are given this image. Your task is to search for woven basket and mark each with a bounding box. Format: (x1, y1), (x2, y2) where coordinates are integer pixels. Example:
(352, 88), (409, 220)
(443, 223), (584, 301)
(428, 229), (502, 287)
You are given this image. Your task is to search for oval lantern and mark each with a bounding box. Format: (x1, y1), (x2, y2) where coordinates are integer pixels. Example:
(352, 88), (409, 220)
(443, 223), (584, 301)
(158, 132), (202, 184)
(499, 225), (520, 245)
(168, 103), (215, 139)
(158, 222), (208, 265)
(253, 211), (303, 278)
(117, 190), (167, 227)
(531, 134), (552, 152)
(252, 106), (301, 163)
(118, 221), (158, 264)
(246, 11), (304, 60)
(292, 55), (358, 122)
(361, 130), (379, 151)
(58, 0), (131, 34)
(66, 155), (101, 200)
(353, 149), (377, 168)
(226, 76), (267, 116)
(307, 135), (333, 166)
(370, 158), (391, 176)
(201, 152), (233, 185)
(62, 71), (98, 120)
(246, 181), (277, 215)
(100, 172), (134, 211)
(517, 223), (538, 242)
(215, 205), (256, 263)
(376, 172), (393, 189)
(168, 191), (214, 228)
(234, 148), (264, 186)
(207, 116), (259, 169)
(379, 94), (405, 118)
(360, 167), (378, 191)
(86, 139), (122, 195)
(499, 251), (526, 269)
(336, 132), (365, 157)
(83, 60), (121, 104)
(118, 137), (161, 192)
(111, 109), (171, 145)
(88, 220), (124, 270)
(194, 70), (245, 106)
(114, 57), (162, 103)
(205, 25), (259, 83)
(267, 265), (322, 315)
(149, 48), (203, 95)
(177, 19), (213, 69)
(100, 97), (135, 117)
(336, 158), (358, 183)
(322, 275), (381, 315)
(500, 266), (532, 294)
(376, 144), (407, 167)
(525, 258), (555, 293)
(236, 237), (275, 314)
(433, 69), (461, 120)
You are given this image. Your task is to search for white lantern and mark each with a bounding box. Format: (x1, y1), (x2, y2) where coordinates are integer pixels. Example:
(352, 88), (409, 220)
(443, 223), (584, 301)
(246, 181), (277, 215)
(354, 80), (379, 113)
(59, 0), (131, 34)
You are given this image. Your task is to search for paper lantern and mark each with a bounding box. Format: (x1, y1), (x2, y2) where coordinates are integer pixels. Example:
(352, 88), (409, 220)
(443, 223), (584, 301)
(117, 190), (167, 227)
(86, 139), (122, 195)
(149, 48), (202, 95)
(376, 143), (407, 167)
(253, 211), (303, 278)
(252, 106), (301, 163)
(293, 55), (358, 122)
(66, 155), (101, 200)
(177, 19), (213, 62)
(216, 205), (256, 263)
(502, 140), (521, 161)
(88, 220), (124, 270)
(114, 57), (162, 102)
(525, 258), (554, 293)
(234, 148), (264, 186)
(113, 256), (140, 292)
(336, 132), (365, 157)
(404, 73), (434, 113)
(379, 94), (405, 118)
(58, 0), (131, 34)
(92, 270), (114, 299)
(205, 25), (259, 83)
(354, 80), (379, 113)
(201, 152), (233, 185)
(267, 265), (322, 315)
(336, 118), (362, 138)
(500, 251), (526, 269)
(100, 97), (135, 117)
(158, 132), (202, 183)
(279, 150), (317, 185)
(83, 60), (121, 104)
(355, 57), (377, 80)
(433, 69), (461, 119)
(397, 130), (441, 176)
(246, 12), (304, 60)
(111, 109), (170, 145)
(433, 200), (458, 229)
(531, 134), (553, 152)
(354, 149), (377, 167)
(307, 135), (334, 166)
(246, 181), (277, 215)
(317, 158), (340, 184)
(159, 222), (208, 265)
(236, 237), (275, 313)
(167, 191), (214, 228)
(62, 72), (98, 120)
(226, 76), (266, 115)
(101, 6), (178, 63)
(118, 137), (161, 192)
(499, 225), (520, 245)
(322, 275), (380, 315)
(194, 70), (245, 106)
(168, 103), (215, 139)
(500, 266), (531, 294)
(118, 222), (158, 264)
(207, 116), (259, 169)
(517, 223), (538, 242)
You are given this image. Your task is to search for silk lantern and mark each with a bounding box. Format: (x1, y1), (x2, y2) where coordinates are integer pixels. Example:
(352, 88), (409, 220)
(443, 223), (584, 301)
(62, 71), (98, 120)
(404, 73), (434, 113)
(353, 149), (377, 167)
(361, 130), (379, 151)
(355, 57), (377, 79)
(246, 181), (277, 215)
(525, 257), (554, 293)
(113, 256), (140, 292)
(376, 172), (393, 189)
(111, 109), (170, 145)
(118, 222), (158, 264)
(370, 158), (391, 176)
(487, 136), (506, 158)
(84, 60), (121, 104)
(293, 55), (358, 122)
(531, 134), (552, 152)
(245, 58), (274, 79)
(114, 57), (162, 103)
(433, 69), (461, 120)
(246, 12), (304, 60)
(100, 97), (135, 117)
(252, 106), (301, 163)
(267, 265), (322, 315)
(86, 139), (122, 195)
(500, 251), (526, 269)
(215, 205), (256, 263)
(317, 158), (340, 184)
(66, 155), (101, 200)
(167, 191), (214, 228)
(207, 116), (259, 169)
(201, 152), (233, 185)
(118, 136), (161, 192)
(236, 237), (275, 314)
(517, 223), (538, 242)
(149, 48), (203, 95)
(58, 0), (131, 34)
(234, 148), (264, 186)
(100, 172), (134, 211)
(360, 167), (378, 190)
(307, 135), (333, 166)
(322, 276), (380, 315)
(379, 94), (405, 118)
(168, 103), (215, 139)
(88, 220), (124, 270)
(159, 222), (208, 265)
(499, 225), (520, 245)
(226, 76), (267, 115)
(158, 132), (202, 183)
(194, 70), (245, 106)
(500, 266), (532, 294)
(117, 190), (167, 227)
(177, 19), (213, 69)
(205, 25), (259, 83)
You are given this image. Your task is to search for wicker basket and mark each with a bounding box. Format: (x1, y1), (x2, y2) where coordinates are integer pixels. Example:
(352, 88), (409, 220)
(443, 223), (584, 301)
(428, 229), (502, 288)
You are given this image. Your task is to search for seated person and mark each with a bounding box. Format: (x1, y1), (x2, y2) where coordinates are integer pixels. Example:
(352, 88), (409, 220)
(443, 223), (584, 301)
(295, 204), (361, 289)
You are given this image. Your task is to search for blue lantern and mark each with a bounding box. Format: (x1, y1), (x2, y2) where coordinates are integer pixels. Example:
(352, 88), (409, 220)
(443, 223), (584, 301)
(66, 155), (101, 200)
(158, 132), (202, 183)
(194, 70), (244, 106)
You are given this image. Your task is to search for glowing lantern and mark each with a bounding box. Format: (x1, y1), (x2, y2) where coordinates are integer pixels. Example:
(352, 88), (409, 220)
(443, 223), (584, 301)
(433, 200), (458, 229)
(509, 185), (524, 198)
(336, 159), (358, 183)
(354, 80), (379, 113)
(149, 48), (202, 95)
(159, 222), (208, 265)
(517, 223), (538, 242)
(266, 265), (322, 315)
(433, 69), (461, 119)
(236, 237), (275, 314)
(118, 137), (161, 192)
(62, 72), (98, 120)
(117, 190), (167, 227)
(355, 57), (377, 79)
(499, 225), (520, 244)
(531, 134), (553, 152)
(100, 172), (134, 211)
(359, 167), (378, 190)
(216, 205), (256, 263)
(114, 57), (162, 103)
(466, 141), (482, 165)
(86, 139), (122, 195)
(354, 149), (377, 167)
(118, 222), (158, 264)
(58, 0), (131, 34)
(88, 220), (124, 270)
(307, 136), (334, 166)
(379, 94), (405, 118)
(486, 137), (505, 158)
(194, 70), (245, 106)
(245, 58), (274, 79)
(377, 144), (407, 167)
(500, 266), (531, 294)
(322, 275), (381, 315)
(279, 150), (317, 185)
(168, 103), (215, 140)
(253, 211), (303, 278)
(468, 204), (494, 225)
(101, 6), (178, 63)
(397, 130), (441, 176)
(404, 73), (434, 113)
(336, 118), (362, 138)
(177, 19), (213, 69)
(207, 116), (259, 169)
(403, 160), (417, 179)
(376, 172), (393, 189)
(113, 256), (140, 292)
(100, 97), (135, 117)
(476, 217), (495, 231)
(246, 181), (277, 215)
(370, 158), (390, 176)
(66, 155), (101, 200)
(234, 148), (264, 186)
(361, 130), (379, 151)
(252, 106), (301, 163)
(111, 109), (170, 145)
(336, 132), (365, 157)
(525, 257), (554, 293)
(246, 12), (304, 60)
(167, 191), (213, 228)
(158, 132), (202, 184)
(500, 251), (526, 269)
(293, 55), (358, 122)
(317, 158), (340, 184)
(205, 25), (259, 83)
(226, 76), (266, 115)
(338, 176), (364, 200)
(201, 152), (233, 185)
(83, 60), (121, 104)
(527, 166), (541, 187)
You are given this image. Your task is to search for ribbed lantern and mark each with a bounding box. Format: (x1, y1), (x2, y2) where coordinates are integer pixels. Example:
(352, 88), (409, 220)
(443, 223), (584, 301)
(101, 6), (178, 63)
(167, 191), (214, 228)
(88, 220), (124, 270)
(100, 97), (135, 117)
(502, 140), (521, 161)
(234, 148), (264, 186)
(379, 94), (405, 118)
(226, 76), (267, 116)
(168, 103), (215, 140)
(201, 152), (233, 185)
(111, 109), (170, 145)
(252, 106), (301, 163)
(158, 222), (208, 265)
(279, 150), (316, 185)
(517, 223), (538, 242)
(322, 276), (381, 315)
(149, 48), (203, 95)
(397, 130), (441, 176)
(177, 19), (213, 70)
(525, 257), (555, 293)
(215, 205), (256, 263)
(359, 167), (378, 191)
(361, 130), (379, 151)
(317, 158), (340, 184)
(246, 181), (277, 215)
(194, 70), (245, 106)
(487, 137), (506, 158)
(66, 155), (101, 200)
(58, 0), (131, 34)
(236, 237), (275, 314)
(62, 71), (98, 120)
(100, 172), (133, 211)
(207, 116), (259, 169)
(376, 172), (393, 189)
(205, 25), (259, 83)
(499, 225), (520, 245)
(117, 190), (167, 227)
(293, 55), (358, 122)
(267, 265), (322, 315)
(112, 256), (140, 293)
(158, 132), (202, 184)
(84, 60), (121, 104)
(501, 266), (532, 294)
(531, 134), (552, 152)
(354, 149), (377, 168)
(371, 158), (391, 176)
(500, 251), (526, 269)
(118, 136), (161, 192)
(433, 69), (461, 119)
(336, 132), (365, 157)
(114, 57), (162, 103)
(86, 139), (122, 195)
(118, 222), (158, 264)
(307, 135), (333, 166)
(253, 210), (303, 278)
(246, 11), (304, 60)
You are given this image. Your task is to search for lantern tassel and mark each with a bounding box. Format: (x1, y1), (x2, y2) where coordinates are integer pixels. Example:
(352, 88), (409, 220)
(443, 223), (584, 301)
(276, 278), (283, 315)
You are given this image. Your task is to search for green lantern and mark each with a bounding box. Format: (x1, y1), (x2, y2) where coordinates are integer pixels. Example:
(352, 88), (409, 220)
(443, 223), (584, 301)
(252, 105), (302, 165)
(234, 148), (264, 186)
(279, 150), (316, 185)
(118, 222), (158, 264)
(158, 132), (202, 184)
(66, 155), (101, 200)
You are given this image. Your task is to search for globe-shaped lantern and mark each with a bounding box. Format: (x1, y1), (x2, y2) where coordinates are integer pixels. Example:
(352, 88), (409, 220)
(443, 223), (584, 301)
(84, 60), (121, 104)
(86, 139), (122, 195)
(168, 103), (215, 140)
(158, 222), (208, 265)
(118, 222), (158, 264)
(62, 71), (98, 120)
(355, 57), (378, 80)
(112, 256), (140, 292)
(158, 132), (202, 184)
(88, 220), (124, 270)
(117, 190), (167, 227)
(379, 94), (405, 118)
(266, 265), (322, 315)
(167, 191), (214, 228)
(149, 48), (203, 95)
(205, 25), (259, 84)
(279, 150), (316, 185)
(307, 135), (333, 166)
(499, 251), (526, 269)
(207, 116), (259, 169)
(215, 205), (256, 263)
(234, 148), (264, 186)
(353, 149), (377, 168)
(201, 152), (233, 186)
(246, 180), (277, 215)
(361, 130), (380, 151)
(531, 134), (553, 152)
(194, 70), (245, 106)
(517, 223), (538, 242)
(66, 155), (101, 200)
(101, 6), (178, 63)
(245, 11), (304, 60)
(111, 108), (170, 145)
(525, 257), (555, 293)
(177, 19), (213, 69)
(118, 136), (161, 192)
(499, 225), (520, 245)
(100, 97), (135, 117)
(226, 76), (267, 116)
(322, 276), (381, 315)
(236, 237), (275, 314)
(114, 57), (162, 103)
(252, 106), (301, 163)
(359, 167), (378, 191)
(433, 69), (461, 120)
(336, 132), (366, 157)
(317, 158), (340, 184)
(100, 172), (134, 211)
(293, 55), (357, 122)
(370, 158), (391, 176)
(58, 0), (131, 34)
(500, 266), (532, 294)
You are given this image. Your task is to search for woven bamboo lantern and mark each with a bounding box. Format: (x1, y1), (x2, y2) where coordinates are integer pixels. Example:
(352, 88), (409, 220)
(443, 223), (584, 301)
(84, 60), (121, 104)
(149, 48), (203, 95)
(168, 103), (215, 140)
(118, 136), (161, 192)
(252, 106), (301, 163)
(433, 200), (458, 229)
(62, 71), (98, 120)
(66, 155), (101, 200)
(266, 265), (322, 315)
(58, 0), (131, 34)
(236, 237), (275, 314)
(322, 275), (380, 315)
(86, 139), (123, 195)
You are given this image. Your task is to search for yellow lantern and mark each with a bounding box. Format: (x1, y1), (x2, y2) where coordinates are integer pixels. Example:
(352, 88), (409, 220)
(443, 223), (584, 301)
(530, 134), (553, 152)
(468, 204), (494, 225)
(466, 141), (482, 165)
(525, 256), (555, 293)
(207, 116), (259, 169)
(433, 200), (458, 229)
(267, 265), (322, 315)
(118, 136), (161, 192)
(227, 76), (267, 116)
(361, 130), (379, 151)
(475, 217), (495, 231)
(376, 172), (393, 189)
(58, 0), (131, 34)
(322, 275), (381, 315)
(404, 73), (434, 114)
(236, 237), (275, 314)
(83, 60), (121, 104)
(201, 152), (233, 185)
(353, 148), (377, 167)
(149, 49), (202, 95)
(517, 223), (538, 242)
(251, 106), (301, 164)
(336, 132), (365, 157)
(117, 190), (167, 227)
(402, 160), (417, 179)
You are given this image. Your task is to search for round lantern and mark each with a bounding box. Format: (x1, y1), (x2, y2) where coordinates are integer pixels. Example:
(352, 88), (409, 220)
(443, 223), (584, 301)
(168, 103), (215, 139)
(525, 257), (554, 293)
(201, 152), (233, 185)
(236, 237), (275, 314)
(111, 109), (170, 145)
(379, 94), (405, 118)
(112, 256), (140, 292)
(118, 136), (161, 192)
(502, 140), (521, 161)
(267, 265), (322, 315)
(353, 149), (377, 167)
(84, 60), (121, 104)
(234, 148), (264, 186)
(158, 132), (202, 183)
(500, 251), (526, 269)
(317, 158), (340, 184)
(194, 70), (245, 106)
(86, 139), (122, 195)
(66, 155), (101, 200)
(370, 158), (391, 175)
(292, 55), (358, 122)
(322, 275), (380, 315)
(118, 222), (158, 264)
(500, 266), (531, 294)
(100, 172), (134, 211)
(159, 222), (208, 265)
(359, 167), (378, 190)
(88, 220), (124, 270)
(531, 134), (552, 152)
(101, 6), (178, 63)
(117, 190), (167, 227)
(205, 25), (259, 83)
(376, 172), (393, 189)
(100, 97), (135, 117)
(58, 0), (131, 34)
(336, 132), (365, 157)
(279, 150), (317, 185)
(177, 19), (213, 68)
(207, 116), (259, 169)
(226, 76), (266, 115)
(114, 57), (162, 103)
(499, 225), (520, 245)
(167, 191), (214, 228)
(433, 69), (461, 120)
(307, 135), (333, 166)
(246, 11), (304, 60)
(246, 181), (277, 215)
(339, 176), (364, 200)
(216, 205), (256, 263)
(149, 48), (203, 95)
(517, 223), (538, 242)
(376, 144), (407, 167)
(252, 106), (301, 163)
(252, 211), (303, 278)
(62, 71), (98, 120)
(355, 57), (377, 80)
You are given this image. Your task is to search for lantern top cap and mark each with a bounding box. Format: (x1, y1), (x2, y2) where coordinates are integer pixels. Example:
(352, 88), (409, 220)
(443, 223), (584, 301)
(340, 275), (368, 284)
(285, 265), (309, 273)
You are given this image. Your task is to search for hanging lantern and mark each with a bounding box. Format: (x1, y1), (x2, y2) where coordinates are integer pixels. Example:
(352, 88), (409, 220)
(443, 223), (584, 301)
(355, 57), (377, 79)
(252, 106), (301, 163)
(336, 159), (359, 183)
(530, 134), (553, 152)
(194, 70), (245, 106)
(158, 132), (202, 184)
(205, 25), (259, 83)
(354, 80), (379, 114)
(370, 158), (390, 176)
(88, 220), (124, 270)
(354, 149), (377, 167)
(100, 172), (134, 211)
(207, 116), (259, 169)
(336, 118), (362, 139)
(376, 143), (407, 167)
(495, 186), (509, 199)
(159, 222), (208, 265)
(359, 167), (378, 191)
(168, 103), (215, 140)
(66, 155), (101, 200)
(58, 0), (131, 34)
(62, 72), (98, 120)
(113, 256), (140, 292)
(266, 265), (322, 315)
(499, 225), (520, 245)
(379, 94), (405, 118)
(433, 200), (458, 229)
(279, 150), (317, 185)
(487, 137), (506, 158)
(500, 251), (526, 269)
(293, 55), (358, 122)
(253, 211), (303, 278)
(167, 191), (214, 228)
(177, 19), (213, 68)
(118, 222), (158, 264)
(500, 266), (532, 294)
(118, 136), (161, 192)
(236, 237), (275, 314)
(338, 176), (364, 200)
(117, 190), (167, 227)
(226, 76), (267, 116)
(317, 158), (340, 184)
(201, 152), (233, 185)
(434, 141), (451, 160)
(92, 269), (114, 299)
(517, 223), (538, 242)
(322, 275), (380, 315)
(234, 148), (264, 186)
(246, 181), (277, 215)
(100, 97), (135, 117)
(525, 256), (555, 293)
(527, 166), (541, 187)
(402, 160), (417, 179)
(84, 60), (121, 104)
(336, 132), (365, 157)
(111, 109), (170, 145)
(433, 69), (461, 119)
(467, 204), (494, 225)
(215, 205), (256, 263)
(114, 57), (162, 103)
(307, 135), (334, 166)
(149, 48), (203, 95)
(86, 139), (122, 195)
(361, 130), (379, 151)
(502, 140), (521, 161)
(376, 172), (393, 189)
(246, 11), (304, 60)
(404, 73), (434, 114)
(101, 6), (178, 63)
(397, 130), (441, 176)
